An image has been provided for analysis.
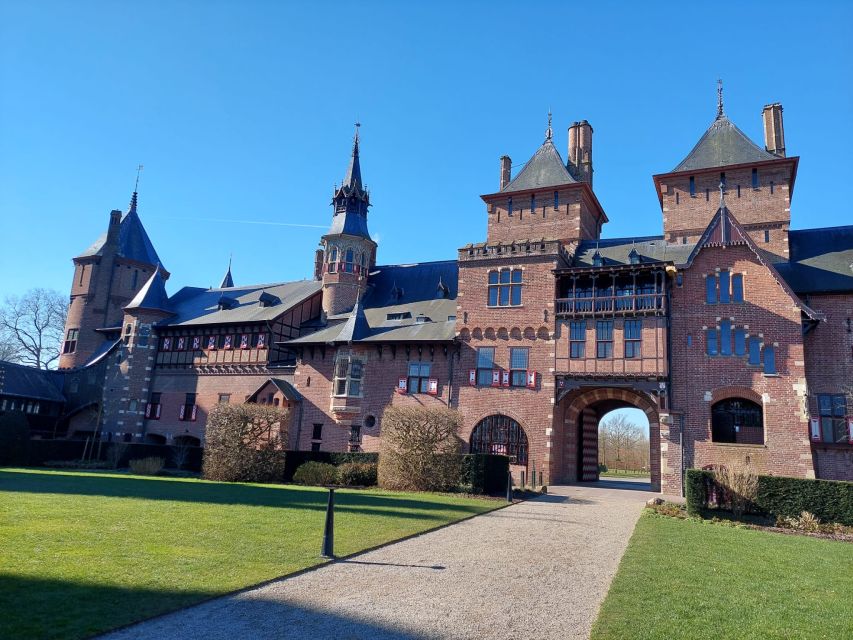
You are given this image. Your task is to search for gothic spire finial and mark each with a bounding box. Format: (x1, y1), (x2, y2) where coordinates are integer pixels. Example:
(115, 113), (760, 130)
(220, 255), (234, 289)
(545, 109), (553, 142)
(716, 79), (725, 120)
(129, 164), (143, 214)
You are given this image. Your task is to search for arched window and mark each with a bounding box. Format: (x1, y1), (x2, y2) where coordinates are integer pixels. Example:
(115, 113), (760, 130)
(345, 248), (354, 272)
(712, 398), (763, 444)
(328, 247), (338, 273)
(470, 415), (528, 465)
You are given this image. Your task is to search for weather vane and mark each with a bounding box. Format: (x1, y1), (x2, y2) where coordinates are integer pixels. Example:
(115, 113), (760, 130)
(135, 164), (144, 191)
(546, 108), (553, 141)
(717, 79), (724, 119)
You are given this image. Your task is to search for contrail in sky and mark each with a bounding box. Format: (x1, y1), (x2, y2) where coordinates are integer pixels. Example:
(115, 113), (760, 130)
(174, 217), (327, 229)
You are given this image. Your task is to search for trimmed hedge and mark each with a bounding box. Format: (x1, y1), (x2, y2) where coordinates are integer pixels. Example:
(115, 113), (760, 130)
(685, 468), (853, 525)
(282, 451), (379, 481)
(26, 439), (204, 471)
(463, 454), (510, 495)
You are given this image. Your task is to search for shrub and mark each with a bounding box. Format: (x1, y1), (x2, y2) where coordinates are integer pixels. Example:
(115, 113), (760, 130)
(293, 461), (338, 486)
(107, 442), (129, 469)
(757, 475), (853, 526)
(685, 469), (711, 517)
(598, 463), (608, 473)
(463, 454), (510, 495)
(43, 459), (112, 470)
(129, 457), (165, 476)
(337, 462), (378, 487)
(202, 404), (288, 483)
(712, 461), (758, 517)
(0, 411), (30, 465)
(378, 406), (465, 492)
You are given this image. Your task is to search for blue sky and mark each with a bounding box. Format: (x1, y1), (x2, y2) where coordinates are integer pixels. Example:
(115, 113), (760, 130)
(1, 0), (851, 301)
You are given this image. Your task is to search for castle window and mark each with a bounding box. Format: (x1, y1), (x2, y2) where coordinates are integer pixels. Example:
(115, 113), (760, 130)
(705, 275), (716, 304)
(469, 415), (528, 465)
(476, 347), (495, 385)
(732, 273), (744, 302)
(712, 398), (763, 444)
(510, 347), (529, 386)
(687, 334), (693, 347)
(218, 394), (231, 404)
(508, 197), (513, 216)
(705, 188), (710, 201)
(178, 393), (197, 421)
(719, 270), (730, 303)
(720, 320), (732, 356)
(554, 191), (559, 209)
(770, 181), (775, 194)
(569, 321), (586, 358)
(817, 394), (849, 443)
(145, 392), (161, 420)
(328, 247), (337, 273)
(734, 328), (746, 356)
(222, 335), (233, 350)
(345, 249), (354, 273)
(63, 328), (79, 354)
(161, 337), (172, 351)
(764, 229), (770, 244)
(311, 442), (321, 452)
(676, 192), (680, 205)
(720, 172), (726, 187)
(487, 269), (522, 307)
(624, 319), (642, 358)
(737, 184), (741, 198)
(596, 320), (613, 359)
(333, 355), (364, 397)
(131, 270), (139, 289)
(752, 168), (759, 189)
(530, 194), (536, 213)
(689, 176), (695, 197)
(312, 423), (323, 440)
(707, 329), (718, 356)
(78, 265), (85, 286)
(407, 362), (432, 394)
(763, 344), (776, 375)
(748, 337), (761, 365)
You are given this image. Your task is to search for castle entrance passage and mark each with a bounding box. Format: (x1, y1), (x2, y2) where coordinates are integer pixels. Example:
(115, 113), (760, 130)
(556, 386), (662, 492)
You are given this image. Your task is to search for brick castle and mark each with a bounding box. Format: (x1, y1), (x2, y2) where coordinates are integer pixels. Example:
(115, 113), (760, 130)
(27, 90), (853, 495)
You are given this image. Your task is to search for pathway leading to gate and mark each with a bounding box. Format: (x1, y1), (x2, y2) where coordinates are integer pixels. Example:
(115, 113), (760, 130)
(101, 482), (650, 640)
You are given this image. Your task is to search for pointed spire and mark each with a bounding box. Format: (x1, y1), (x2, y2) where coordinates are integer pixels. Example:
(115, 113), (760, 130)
(716, 78), (725, 120)
(128, 191), (138, 216)
(129, 164), (143, 215)
(125, 263), (172, 313)
(342, 121), (363, 189)
(545, 109), (553, 142)
(220, 255), (234, 288)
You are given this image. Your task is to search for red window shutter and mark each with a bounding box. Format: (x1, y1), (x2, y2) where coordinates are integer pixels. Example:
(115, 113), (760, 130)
(191, 405), (198, 421)
(526, 370), (537, 389)
(427, 378), (438, 395)
(179, 405), (185, 421)
(468, 369), (476, 386)
(501, 371), (510, 387)
(491, 369), (501, 387)
(809, 418), (821, 442)
(144, 403), (151, 418)
(155, 405), (161, 419)
(397, 377), (407, 393)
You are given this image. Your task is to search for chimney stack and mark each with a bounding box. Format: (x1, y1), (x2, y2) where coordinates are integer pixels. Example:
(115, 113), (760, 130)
(313, 248), (324, 281)
(567, 120), (594, 187)
(106, 209), (122, 245)
(762, 103), (786, 157)
(500, 155), (512, 190)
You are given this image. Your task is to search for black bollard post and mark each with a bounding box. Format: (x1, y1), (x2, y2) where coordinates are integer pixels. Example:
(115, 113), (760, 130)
(506, 470), (513, 503)
(321, 487), (335, 558)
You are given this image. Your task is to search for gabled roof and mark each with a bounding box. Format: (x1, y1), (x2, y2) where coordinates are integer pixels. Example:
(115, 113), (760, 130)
(288, 261), (458, 345)
(673, 116), (777, 172)
(164, 279), (322, 327)
(0, 360), (66, 402)
(247, 378), (302, 403)
(220, 261), (234, 288)
(77, 192), (163, 267)
(686, 202), (822, 321)
(501, 139), (576, 193)
(572, 236), (695, 268)
(125, 269), (172, 314)
(776, 225), (853, 294)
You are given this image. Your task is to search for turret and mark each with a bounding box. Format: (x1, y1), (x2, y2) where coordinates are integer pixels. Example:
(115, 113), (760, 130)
(320, 125), (377, 316)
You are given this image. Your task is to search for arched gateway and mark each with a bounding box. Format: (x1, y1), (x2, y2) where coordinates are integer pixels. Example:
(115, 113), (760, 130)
(469, 415), (529, 466)
(556, 386), (662, 491)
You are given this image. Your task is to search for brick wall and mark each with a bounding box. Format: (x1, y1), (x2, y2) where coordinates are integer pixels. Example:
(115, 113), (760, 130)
(669, 243), (813, 485)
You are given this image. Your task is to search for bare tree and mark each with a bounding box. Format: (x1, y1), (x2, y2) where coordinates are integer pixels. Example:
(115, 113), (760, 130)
(600, 413), (645, 472)
(0, 340), (20, 363)
(0, 288), (67, 369)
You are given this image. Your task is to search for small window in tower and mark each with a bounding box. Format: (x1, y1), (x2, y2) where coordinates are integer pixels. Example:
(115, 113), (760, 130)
(752, 168), (759, 189)
(748, 337), (761, 365)
(530, 194), (536, 214)
(705, 188), (710, 201)
(720, 172), (726, 187)
(328, 247), (337, 273)
(764, 229), (770, 244)
(63, 328), (79, 354)
(132, 270), (139, 289)
(763, 345), (777, 375)
(737, 185), (741, 198)
(345, 249), (354, 273)
(770, 181), (775, 194)
(732, 273), (744, 302)
(78, 265), (85, 286)
(676, 192), (680, 205)
(508, 197), (513, 216)
(689, 176), (696, 197)
(554, 191), (559, 210)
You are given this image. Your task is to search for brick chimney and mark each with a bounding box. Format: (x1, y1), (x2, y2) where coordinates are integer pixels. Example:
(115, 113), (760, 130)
(567, 120), (593, 186)
(762, 103), (786, 157)
(500, 155), (512, 190)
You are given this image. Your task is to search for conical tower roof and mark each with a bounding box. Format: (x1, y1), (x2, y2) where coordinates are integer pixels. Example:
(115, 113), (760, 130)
(77, 191), (163, 268)
(125, 267), (172, 314)
(501, 139), (576, 193)
(220, 258), (234, 288)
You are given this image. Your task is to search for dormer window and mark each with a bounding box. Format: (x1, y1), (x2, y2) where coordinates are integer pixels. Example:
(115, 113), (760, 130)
(592, 251), (604, 267)
(628, 248), (640, 265)
(258, 292), (280, 308)
(415, 315), (431, 324)
(386, 312), (412, 321)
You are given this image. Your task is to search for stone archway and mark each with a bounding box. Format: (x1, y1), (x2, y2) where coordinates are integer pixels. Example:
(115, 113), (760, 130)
(557, 387), (662, 491)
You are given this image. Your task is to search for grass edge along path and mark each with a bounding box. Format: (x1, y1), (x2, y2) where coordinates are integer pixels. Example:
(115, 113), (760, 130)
(591, 510), (853, 640)
(0, 468), (502, 640)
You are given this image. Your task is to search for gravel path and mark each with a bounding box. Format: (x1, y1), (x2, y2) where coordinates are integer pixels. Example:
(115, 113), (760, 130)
(100, 482), (649, 640)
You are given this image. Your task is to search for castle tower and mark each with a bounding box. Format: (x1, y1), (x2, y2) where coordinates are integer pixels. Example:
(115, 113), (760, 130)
(59, 191), (166, 369)
(320, 125), (377, 316)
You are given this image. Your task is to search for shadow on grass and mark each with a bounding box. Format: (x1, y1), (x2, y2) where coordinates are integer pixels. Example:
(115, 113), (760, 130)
(0, 469), (488, 518)
(0, 573), (426, 640)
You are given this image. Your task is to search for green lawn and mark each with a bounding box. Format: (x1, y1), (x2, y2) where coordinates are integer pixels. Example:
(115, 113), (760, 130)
(592, 511), (853, 640)
(599, 470), (650, 478)
(0, 468), (499, 639)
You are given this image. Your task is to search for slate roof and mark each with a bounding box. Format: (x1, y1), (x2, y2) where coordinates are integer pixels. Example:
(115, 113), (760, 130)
(77, 193), (163, 267)
(327, 133), (372, 239)
(673, 116), (777, 172)
(502, 139), (577, 193)
(164, 280), (322, 327)
(572, 236), (695, 268)
(288, 261), (458, 344)
(0, 360), (66, 402)
(125, 269), (172, 313)
(82, 339), (121, 368)
(776, 225), (853, 294)
(220, 264), (234, 288)
(247, 378), (302, 402)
